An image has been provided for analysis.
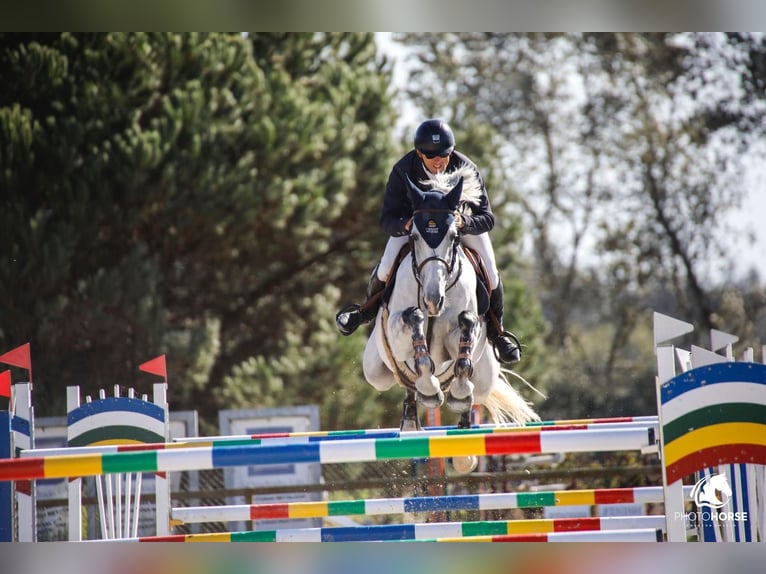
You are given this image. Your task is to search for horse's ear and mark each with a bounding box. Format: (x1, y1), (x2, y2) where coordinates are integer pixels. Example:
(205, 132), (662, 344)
(446, 177), (463, 210)
(406, 175), (425, 206)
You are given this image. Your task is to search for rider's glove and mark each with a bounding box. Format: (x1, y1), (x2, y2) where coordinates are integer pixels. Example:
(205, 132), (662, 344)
(454, 211), (466, 230)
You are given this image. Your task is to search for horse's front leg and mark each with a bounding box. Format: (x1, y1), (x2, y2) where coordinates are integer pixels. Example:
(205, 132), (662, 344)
(447, 310), (477, 413)
(401, 306), (443, 408)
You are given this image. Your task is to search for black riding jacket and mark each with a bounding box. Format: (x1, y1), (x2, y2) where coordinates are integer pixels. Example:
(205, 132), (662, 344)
(380, 149), (495, 237)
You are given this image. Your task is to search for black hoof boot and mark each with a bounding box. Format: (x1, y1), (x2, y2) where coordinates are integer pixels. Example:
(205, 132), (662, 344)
(491, 331), (522, 364)
(336, 304), (378, 336)
(400, 394), (421, 431)
(336, 304), (362, 336)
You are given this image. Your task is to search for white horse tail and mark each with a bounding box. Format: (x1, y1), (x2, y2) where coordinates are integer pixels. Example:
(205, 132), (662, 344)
(483, 372), (541, 425)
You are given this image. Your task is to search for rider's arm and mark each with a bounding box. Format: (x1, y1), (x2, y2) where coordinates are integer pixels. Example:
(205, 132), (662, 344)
(380, 166), (413, 237)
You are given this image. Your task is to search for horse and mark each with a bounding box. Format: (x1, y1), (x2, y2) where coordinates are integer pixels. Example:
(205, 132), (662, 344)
(362, 164), (539, 472)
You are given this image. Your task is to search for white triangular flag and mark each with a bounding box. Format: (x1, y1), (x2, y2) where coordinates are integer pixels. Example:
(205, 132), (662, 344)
(710, 329), (738, 352)
(691, 345), (727, 368)
(653, 312), (694, 346)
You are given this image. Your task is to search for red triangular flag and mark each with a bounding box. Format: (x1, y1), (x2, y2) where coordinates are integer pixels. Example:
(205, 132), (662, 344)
(0, 343), (31, 371)
(138, 355), (167, 379)
(0, 370), (10, 398)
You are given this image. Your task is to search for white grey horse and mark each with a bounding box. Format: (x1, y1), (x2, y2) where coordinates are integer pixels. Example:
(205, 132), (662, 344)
(362, 165), (538, 470)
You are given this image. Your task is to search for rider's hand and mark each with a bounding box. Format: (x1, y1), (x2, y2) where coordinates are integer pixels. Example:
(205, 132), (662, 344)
(404, 217), (413, 232)
(454, 211), (465, 229)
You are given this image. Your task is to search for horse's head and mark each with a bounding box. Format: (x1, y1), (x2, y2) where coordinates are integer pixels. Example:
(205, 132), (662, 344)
(406, 175), (463, 317)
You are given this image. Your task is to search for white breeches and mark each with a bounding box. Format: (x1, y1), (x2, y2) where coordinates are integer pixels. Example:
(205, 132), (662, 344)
(377, 233), (500, 289)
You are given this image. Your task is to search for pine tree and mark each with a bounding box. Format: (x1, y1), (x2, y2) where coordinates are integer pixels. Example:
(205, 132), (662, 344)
(0, 32), (399, 428)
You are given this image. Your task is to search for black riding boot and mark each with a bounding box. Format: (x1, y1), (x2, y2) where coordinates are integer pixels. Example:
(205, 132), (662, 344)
(335, 265), (386, 336)
(487, 281), (522, 364)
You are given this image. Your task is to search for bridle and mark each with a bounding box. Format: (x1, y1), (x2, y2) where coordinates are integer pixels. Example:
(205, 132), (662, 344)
(409, 208), (463, 294)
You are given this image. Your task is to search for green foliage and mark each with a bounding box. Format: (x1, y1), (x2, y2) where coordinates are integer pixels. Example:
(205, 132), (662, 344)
(0, 32), (398, 427)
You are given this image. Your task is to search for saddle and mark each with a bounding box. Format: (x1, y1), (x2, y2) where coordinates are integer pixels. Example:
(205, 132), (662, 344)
(380, 243), (491, 316)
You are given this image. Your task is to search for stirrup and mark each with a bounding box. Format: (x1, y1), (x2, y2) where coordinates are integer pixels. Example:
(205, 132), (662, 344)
(491, 330), (522, 364)
(336, 304), (362, 336)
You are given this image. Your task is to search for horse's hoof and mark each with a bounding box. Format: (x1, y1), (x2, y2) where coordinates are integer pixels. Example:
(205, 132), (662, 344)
(454, 358), (474, 379)
(417, 390), (444, 409)
(400, 418), (420, 432)
(452, 456), (478, 474)
(446, 393), (473, 413)
(416, 374), (441, 398)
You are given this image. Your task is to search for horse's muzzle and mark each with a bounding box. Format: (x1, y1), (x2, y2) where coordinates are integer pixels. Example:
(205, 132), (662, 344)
(425, 295), (444, 317)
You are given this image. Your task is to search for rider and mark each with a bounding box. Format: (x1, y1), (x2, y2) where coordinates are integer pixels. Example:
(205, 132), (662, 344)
(336, 118), (521, 364)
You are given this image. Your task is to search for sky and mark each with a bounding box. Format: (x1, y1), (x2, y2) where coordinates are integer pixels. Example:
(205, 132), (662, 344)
(376, 33), (766, 282)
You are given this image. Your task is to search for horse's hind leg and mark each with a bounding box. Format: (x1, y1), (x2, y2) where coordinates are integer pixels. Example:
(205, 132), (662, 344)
(402, 306), (443, 408)
(363, 328), (397, 392)
(447, 310), (477, 414)
(400, 388), (422, 432)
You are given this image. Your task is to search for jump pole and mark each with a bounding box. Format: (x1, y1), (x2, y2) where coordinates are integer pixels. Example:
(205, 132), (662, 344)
(425, 529), (663, 542)
(20, 419), (658, 457)
(0, 426), (655, 482)
(171, 485), (693, 525)
(115, 515), (666, 542)
(173, 416), (658, 444)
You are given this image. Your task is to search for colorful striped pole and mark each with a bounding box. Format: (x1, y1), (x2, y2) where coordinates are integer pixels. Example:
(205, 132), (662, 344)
(0, 427), (654, 482)
(175, 416), (658, 444)
(171, 485), (692, 525)
(121, 515), (665, 542)
(427, 529), (664, 543)
(22, 419), (657, 457)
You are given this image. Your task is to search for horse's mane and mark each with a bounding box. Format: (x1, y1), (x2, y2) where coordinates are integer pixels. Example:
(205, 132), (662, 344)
(419, 163), (483, 207)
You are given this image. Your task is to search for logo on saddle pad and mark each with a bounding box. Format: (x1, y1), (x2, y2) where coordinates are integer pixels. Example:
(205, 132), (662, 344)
(692, 473), (732, 509)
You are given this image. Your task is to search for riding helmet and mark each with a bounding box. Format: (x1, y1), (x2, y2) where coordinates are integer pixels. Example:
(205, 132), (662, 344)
(414, 119), (455, 156)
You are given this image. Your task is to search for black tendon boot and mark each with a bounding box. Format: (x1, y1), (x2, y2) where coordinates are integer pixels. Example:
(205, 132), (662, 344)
(336, 266), (386, 336)
(487, 281), (522, 364)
